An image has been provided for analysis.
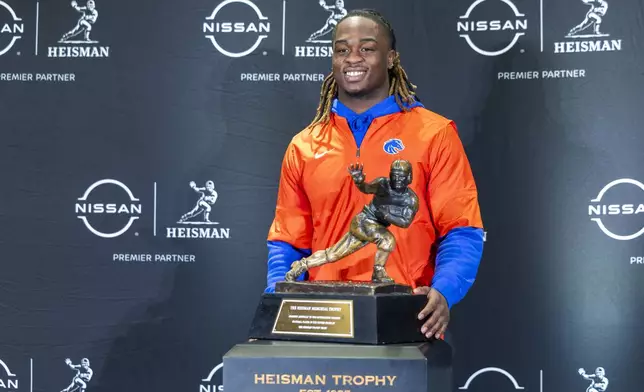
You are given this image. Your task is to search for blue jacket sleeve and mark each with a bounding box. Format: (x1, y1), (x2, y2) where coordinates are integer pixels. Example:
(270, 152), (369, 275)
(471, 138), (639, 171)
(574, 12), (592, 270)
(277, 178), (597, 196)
(265, 240), (312, 293)
(430, 227), (484, 308)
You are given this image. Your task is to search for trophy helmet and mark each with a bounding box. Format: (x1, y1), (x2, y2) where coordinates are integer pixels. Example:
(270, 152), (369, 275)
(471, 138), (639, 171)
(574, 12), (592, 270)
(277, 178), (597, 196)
(391, 159), (412, 172)
(390, 159), (412, 184)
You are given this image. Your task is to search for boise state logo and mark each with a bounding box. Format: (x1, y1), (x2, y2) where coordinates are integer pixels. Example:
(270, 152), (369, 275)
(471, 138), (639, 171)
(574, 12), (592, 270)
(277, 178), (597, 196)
(383, 139), (405, 154)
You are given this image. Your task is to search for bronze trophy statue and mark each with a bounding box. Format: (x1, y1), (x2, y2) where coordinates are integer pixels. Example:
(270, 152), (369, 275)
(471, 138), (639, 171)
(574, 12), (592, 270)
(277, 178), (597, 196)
(248, 159), (431, 345)
(285, 159), (419, 284)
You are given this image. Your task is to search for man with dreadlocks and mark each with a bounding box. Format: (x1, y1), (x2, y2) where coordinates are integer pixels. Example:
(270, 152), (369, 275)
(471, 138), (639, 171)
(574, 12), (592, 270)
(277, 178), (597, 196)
(265, 9), (484, 340)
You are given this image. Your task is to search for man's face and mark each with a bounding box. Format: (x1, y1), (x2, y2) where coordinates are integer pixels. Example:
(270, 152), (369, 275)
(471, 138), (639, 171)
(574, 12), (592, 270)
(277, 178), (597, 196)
(332, 16), (394, 98)
(390, 169), (409, 191)
(88, 1), (95, 10)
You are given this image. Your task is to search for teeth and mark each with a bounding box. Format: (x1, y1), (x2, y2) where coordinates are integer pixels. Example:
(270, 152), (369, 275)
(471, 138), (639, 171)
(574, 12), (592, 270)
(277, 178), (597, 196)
(346, 71), (365, 76)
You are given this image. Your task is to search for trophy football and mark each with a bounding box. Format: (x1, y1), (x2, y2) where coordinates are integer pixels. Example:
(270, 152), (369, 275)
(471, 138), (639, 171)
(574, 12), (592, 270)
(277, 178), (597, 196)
(223, 160), (452, 392)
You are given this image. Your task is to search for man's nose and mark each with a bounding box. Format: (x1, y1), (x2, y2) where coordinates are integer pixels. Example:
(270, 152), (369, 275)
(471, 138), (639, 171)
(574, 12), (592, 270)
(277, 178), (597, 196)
(345, 49), (364, 64)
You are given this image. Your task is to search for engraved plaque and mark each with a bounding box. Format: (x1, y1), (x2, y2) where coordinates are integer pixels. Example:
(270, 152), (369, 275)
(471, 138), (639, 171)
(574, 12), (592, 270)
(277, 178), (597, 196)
(272, 299), (354, 338)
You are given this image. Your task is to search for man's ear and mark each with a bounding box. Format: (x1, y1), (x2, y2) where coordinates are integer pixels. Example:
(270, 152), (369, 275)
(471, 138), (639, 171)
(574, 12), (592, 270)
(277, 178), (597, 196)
(387, 50), (397, 69)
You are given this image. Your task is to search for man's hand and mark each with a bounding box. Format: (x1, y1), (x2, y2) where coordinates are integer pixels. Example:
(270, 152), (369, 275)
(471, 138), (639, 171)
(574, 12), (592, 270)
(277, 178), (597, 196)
(414, 286), (450, 339)
(347, 163), (365, 184)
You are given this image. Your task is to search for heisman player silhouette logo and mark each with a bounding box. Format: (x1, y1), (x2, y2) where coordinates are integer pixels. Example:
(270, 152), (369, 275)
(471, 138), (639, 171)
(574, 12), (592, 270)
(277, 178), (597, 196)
(177, 181), (219, 225)
(578, 367), (609, 392)
(60, 358), (93, 392)
(567, 0), (609, 38)
(59, 1), (99, 43)
(306, 0), (347, 43)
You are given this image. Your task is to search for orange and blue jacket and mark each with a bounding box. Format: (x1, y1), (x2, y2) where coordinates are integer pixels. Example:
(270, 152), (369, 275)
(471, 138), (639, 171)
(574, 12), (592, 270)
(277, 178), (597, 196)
(266, 95), (484, 308)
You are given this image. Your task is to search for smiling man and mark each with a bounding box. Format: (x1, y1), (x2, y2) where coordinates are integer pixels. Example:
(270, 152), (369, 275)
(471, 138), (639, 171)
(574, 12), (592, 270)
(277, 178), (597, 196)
(265, 9), (484, 340)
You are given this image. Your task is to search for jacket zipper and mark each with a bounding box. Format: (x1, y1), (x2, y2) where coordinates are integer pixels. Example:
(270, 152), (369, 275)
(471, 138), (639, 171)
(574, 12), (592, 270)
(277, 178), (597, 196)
(339, 118), (378, 160)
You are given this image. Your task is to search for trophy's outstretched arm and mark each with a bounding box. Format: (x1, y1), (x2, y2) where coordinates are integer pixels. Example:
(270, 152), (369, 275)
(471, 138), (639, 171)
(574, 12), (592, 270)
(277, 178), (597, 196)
(347, 163), (385, 194)
(356, 178), (386, 194)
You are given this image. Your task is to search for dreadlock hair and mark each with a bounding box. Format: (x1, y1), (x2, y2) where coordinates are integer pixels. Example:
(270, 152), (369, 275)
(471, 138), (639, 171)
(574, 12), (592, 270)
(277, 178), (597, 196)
(308, 9), (418, 128)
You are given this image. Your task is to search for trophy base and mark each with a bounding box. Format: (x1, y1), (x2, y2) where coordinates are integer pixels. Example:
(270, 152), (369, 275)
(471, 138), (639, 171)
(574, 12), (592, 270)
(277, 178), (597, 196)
(275, 280), (413, 295)
(223, 339), (452, 392)
(248, 280), (430, 345)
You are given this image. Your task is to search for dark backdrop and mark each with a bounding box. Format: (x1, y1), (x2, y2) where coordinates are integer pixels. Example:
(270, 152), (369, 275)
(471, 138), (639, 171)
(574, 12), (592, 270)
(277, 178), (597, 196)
(1, 0), (643, 391)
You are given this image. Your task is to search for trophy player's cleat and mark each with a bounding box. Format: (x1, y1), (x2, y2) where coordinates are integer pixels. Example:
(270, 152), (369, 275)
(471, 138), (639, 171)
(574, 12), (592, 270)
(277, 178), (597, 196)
(371, 265), (394, 284)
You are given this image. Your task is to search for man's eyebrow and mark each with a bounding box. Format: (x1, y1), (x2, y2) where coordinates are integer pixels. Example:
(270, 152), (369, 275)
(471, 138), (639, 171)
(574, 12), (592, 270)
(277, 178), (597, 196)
(334, 37), (378, 45)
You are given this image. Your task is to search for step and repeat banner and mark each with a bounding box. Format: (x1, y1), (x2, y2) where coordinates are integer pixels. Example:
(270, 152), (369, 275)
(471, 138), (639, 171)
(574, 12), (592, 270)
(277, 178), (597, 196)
(1, 0), (643, 391)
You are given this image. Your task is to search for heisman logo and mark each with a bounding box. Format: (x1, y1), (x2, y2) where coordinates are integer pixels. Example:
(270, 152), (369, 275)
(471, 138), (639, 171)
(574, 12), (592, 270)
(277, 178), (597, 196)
(48, 0), (110, 58)
(553, 0), (621, 54)
(307, 0), (347, 43)
(566, 0), (609, 39)
(59, 1), (99, 44)
(383, 139), (405, 155)
(60, 358), (93, 392)
(578, 367), (608, 392)
(294, 0), (347, 58)
(165, 180), (231, 239)
(177, 181), (219, 224)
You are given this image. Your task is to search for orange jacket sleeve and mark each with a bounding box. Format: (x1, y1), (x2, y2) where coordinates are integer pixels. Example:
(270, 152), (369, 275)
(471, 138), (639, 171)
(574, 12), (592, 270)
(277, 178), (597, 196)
(426, 121), (483, 237)
(267, 141), (314, 249)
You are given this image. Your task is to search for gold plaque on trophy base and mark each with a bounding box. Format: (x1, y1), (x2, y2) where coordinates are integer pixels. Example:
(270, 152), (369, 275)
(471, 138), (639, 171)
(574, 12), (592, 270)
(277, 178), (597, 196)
(272, 299), (354, 338)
